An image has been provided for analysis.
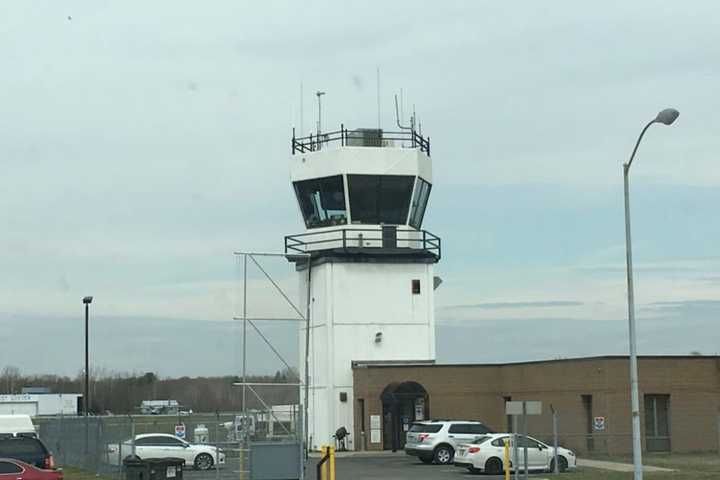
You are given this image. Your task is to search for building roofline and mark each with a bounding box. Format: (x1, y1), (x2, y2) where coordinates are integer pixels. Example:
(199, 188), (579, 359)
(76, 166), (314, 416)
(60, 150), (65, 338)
(352, 359), (436, 368)
(352, 354), (720, 369)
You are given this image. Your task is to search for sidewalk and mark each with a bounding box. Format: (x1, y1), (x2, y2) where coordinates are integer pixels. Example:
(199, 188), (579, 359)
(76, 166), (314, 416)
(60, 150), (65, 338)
(578, 458), (674, 472)
(308, 450), (400, 458)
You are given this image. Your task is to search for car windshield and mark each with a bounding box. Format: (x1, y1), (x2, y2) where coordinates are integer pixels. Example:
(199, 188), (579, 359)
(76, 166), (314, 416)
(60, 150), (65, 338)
(0, 438), (45, 455)
(408, 424), (442, 433)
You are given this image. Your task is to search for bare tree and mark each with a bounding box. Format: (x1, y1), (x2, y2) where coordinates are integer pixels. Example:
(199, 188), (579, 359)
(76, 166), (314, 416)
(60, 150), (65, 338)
(0, 366), (21, 394)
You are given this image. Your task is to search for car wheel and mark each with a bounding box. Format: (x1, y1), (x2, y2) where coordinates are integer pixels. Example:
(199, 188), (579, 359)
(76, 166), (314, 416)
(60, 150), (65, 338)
(485, 457), (503, 475)
(550, 456), (568, 473)
(419, 456), (433, 464)
(194, 453), (214, 470)
(433, 445), (453, 465)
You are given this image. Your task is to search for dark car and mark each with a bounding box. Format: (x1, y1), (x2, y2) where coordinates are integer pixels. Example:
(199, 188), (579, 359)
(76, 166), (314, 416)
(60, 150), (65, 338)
(0, 435), (55, 470)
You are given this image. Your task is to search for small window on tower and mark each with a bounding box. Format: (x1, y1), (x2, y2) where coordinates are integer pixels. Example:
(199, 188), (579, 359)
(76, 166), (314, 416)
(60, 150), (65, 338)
(412, 279), (421, 294)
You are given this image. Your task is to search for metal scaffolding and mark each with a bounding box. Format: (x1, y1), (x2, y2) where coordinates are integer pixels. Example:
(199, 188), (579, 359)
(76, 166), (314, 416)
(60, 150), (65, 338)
(232, 251), (311, 480)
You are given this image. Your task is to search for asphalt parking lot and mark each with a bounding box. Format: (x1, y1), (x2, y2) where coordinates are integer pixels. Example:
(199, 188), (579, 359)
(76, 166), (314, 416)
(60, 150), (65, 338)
(304, 453), (536, 480)
(181, 454), (518, 480)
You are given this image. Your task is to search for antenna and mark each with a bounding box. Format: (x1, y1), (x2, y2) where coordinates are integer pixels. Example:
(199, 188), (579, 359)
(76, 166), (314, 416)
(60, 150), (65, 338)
(376, 67), (381, 130)
(300, 82), (304, 136)
(316, 90), (326, 138)
(394, 94), (411, 130)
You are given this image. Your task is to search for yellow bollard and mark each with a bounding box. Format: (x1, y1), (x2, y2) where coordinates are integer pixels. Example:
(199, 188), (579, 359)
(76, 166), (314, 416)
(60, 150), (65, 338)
(504, 438), (510, 480)
(320, 446), (328, 480)
(329, 445), (336, 480)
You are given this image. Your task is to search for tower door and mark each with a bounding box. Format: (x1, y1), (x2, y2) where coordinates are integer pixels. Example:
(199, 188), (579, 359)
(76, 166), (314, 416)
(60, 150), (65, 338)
(380, 381), (429, 451)
(381, 225), (397, 248)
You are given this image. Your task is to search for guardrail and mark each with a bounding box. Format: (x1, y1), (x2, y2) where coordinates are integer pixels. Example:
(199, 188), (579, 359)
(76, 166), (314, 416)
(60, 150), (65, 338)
(292, 125), (430, 156)
(285, 228), (441, 260)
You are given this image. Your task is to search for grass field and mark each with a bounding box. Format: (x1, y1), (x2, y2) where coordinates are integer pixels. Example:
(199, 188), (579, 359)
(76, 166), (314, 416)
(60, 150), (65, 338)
(62, 467), (113, 480)
(565, 453), (720, 480)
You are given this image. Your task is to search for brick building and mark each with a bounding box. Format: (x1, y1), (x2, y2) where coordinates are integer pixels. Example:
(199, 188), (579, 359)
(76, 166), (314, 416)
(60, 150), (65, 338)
(352, 355), (720, 456)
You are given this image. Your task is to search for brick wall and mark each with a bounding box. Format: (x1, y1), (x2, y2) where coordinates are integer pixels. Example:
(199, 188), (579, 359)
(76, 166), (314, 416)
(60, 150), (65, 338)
(352, 356), (720, 455)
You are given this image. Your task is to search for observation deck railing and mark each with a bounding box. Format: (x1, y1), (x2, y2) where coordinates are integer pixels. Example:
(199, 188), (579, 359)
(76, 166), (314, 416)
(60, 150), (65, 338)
(284, 227), (441, 261)
(291, 125), (430, 156)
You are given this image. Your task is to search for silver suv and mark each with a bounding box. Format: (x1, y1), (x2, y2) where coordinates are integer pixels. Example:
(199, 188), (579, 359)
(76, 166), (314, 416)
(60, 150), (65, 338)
(404, 420), (493, 465)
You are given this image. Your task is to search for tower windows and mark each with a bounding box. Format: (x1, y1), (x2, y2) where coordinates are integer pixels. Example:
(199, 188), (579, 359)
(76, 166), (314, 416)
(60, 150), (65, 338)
(293, 175), (347, 229)
(347, 175), (414, 225)
(411, 279), (421, 294)
(408, 178), (431, 229)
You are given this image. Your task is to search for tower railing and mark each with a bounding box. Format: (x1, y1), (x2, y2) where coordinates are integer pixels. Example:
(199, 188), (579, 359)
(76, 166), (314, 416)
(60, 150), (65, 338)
(291, 125), (430, 156)
(284, 227), (441, 260)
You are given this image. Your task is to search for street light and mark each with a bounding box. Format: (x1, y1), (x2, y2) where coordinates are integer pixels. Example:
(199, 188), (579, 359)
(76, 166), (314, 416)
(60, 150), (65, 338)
(623, 108), (678, 480)
(82, 296), (93, 455)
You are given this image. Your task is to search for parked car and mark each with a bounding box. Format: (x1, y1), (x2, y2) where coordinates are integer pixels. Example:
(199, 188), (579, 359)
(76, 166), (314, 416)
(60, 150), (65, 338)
(0, 435), (55, 471)
(107, 433), (224, 470)
(0, 416), (37, 437)
(404, 420), (493, 465)
(453, 433), (577, 474)
(0, 458), (63, 480)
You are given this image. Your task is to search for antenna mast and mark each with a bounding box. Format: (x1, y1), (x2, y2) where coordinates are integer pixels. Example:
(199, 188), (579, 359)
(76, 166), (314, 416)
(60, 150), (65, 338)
(376, 67), (381, 129)
(300, 82), (304, 136)
(316, 90), (326, 138)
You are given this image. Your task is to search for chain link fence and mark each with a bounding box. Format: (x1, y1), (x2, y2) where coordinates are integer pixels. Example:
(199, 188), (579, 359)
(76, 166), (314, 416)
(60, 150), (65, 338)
(36, 408), (304, 479)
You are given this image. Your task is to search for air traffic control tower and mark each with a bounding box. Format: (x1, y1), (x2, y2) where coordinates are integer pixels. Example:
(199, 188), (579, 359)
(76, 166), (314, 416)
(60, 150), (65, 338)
(286, 126), (440, 450)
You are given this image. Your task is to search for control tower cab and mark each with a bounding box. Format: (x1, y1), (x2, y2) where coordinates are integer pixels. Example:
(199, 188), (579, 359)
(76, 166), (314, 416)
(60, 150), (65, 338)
(287, 126), (440, 451)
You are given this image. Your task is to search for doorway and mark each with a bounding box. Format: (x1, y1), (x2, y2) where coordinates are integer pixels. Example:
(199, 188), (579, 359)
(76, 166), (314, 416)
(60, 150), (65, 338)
(381, 381), (429, 451)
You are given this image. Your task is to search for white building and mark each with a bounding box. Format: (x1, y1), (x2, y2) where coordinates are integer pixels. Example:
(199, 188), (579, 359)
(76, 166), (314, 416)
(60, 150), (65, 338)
(140, 399), (180, 415)
(287, 127), (439, 450)
(0, 394), (81, 416)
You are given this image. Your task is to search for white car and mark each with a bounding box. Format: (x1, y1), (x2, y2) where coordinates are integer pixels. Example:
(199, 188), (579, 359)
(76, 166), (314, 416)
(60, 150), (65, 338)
(107, 433), (225, 470)
(405, 420), (493, 465)
(453, 433), (576, 474)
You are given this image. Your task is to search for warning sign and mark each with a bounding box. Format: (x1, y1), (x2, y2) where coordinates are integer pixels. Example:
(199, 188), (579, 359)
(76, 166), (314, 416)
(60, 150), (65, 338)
(175, 423), (186, 439)
(593, 416), (605, 431)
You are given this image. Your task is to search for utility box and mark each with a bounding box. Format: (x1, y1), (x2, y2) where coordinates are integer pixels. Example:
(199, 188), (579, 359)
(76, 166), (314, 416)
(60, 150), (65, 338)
(250, 442), (301, 480)
(193, 424), (209, 444)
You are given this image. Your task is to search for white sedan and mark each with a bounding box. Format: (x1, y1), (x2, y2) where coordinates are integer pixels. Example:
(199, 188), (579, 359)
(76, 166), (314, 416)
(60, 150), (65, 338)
(454, 433), (576, 474)
(107, 433), (225, 470)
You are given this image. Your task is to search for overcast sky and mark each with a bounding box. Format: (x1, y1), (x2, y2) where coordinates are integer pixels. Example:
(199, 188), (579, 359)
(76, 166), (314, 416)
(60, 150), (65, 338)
(2, 1), (719, 377)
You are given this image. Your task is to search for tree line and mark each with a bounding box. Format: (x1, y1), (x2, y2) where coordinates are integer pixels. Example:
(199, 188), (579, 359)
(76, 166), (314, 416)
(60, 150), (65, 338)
(0, 366), (299, 414)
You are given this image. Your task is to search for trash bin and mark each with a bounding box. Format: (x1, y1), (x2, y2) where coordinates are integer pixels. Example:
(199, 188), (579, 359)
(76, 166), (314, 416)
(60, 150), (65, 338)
(123, 457), (185, 480)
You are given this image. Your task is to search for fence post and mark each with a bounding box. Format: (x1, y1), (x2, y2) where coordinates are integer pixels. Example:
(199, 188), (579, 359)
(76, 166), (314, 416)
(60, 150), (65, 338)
(215, 412), (220, 480)
(130, 415), (136, 458)
(512, 416), (519, 480)
(552, 405), (559, 474)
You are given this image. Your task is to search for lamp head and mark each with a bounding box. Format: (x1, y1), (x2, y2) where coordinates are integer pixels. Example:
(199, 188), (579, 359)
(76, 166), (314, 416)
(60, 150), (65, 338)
(83, 296), (93, 304)
(654, 108), (679, 126)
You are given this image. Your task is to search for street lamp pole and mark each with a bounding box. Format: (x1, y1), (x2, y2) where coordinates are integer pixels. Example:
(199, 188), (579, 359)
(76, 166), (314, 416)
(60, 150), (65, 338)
(82, 296), (93, 455)
(623, 108), (678, 480)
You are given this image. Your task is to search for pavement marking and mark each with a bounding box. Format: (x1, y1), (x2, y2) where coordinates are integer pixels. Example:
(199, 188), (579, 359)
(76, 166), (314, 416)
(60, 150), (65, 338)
(578, 458), (674, 472)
